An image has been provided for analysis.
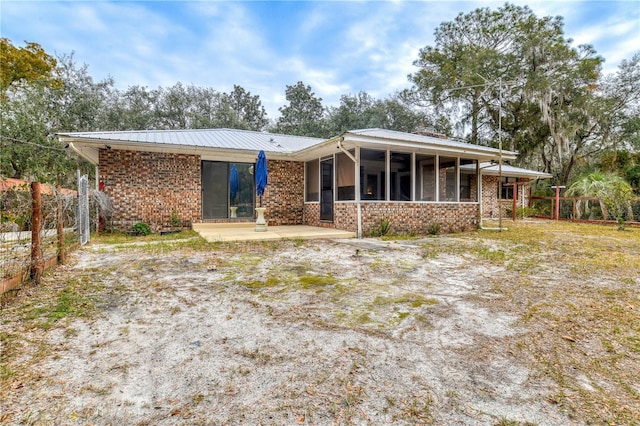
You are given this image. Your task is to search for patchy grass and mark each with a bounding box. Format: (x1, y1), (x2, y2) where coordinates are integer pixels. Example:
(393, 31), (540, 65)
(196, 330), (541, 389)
(93, 230), (199, 244)
(1, 269), (109, 405)
(298, 273), (337, 289)
(19, 275), (102, 330)
(473, 220), (640, 425)
(373, 293), (438, 309)
(2, 220), (639, 425)
(243, 274), (281, 290)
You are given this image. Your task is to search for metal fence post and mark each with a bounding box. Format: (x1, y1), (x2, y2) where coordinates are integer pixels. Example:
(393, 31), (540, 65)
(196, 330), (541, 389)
(77, 172), (90, 246)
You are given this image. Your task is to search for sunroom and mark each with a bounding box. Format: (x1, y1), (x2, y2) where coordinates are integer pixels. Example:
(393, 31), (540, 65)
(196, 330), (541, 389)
(299, 129), (517, 236)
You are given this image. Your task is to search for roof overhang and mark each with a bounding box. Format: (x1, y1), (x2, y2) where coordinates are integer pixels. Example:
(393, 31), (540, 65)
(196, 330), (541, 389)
(59, 135), (298, 165)
(59, 128), (519, 166)
(292, 132), (517, 162)
(472, 162), (553, 179)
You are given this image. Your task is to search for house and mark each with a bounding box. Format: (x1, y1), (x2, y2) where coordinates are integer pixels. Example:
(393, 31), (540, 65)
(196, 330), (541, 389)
(462, 162), (553, 220)
(57, 128), (551, 236)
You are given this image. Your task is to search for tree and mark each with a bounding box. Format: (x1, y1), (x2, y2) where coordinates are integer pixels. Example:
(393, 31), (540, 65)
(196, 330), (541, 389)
(0, 38), (60, 95)
(326, 91), (378, 133)
(409, 3), (605, 184)
(274, 81), (328, 137)
(188, 86), (223, 130)
(326, 91), (447, 135)
(216, 85), (268, 131)
(49, 53), (115, 132)
(1, 52), (109, 184)
(597, 53), (640, 157)
(105, 85), (162, 130)
(153, 83), (194, 130)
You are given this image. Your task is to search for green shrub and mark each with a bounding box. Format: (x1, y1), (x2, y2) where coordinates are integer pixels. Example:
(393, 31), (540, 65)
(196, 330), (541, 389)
(132, 222), (151, 236)
(170, 210), (181, 228)
(427, 223), (441, 235)
(370, 218), (392, 237)
(505, 206), (538, 219)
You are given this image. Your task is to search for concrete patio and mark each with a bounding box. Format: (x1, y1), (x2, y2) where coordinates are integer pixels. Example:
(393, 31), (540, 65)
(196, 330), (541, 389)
(192, 223), (356, 242)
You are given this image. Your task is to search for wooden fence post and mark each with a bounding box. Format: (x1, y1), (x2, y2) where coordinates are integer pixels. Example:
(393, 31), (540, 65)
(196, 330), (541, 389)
(57, 185), (65, 264)
(30, 182), (43, 285)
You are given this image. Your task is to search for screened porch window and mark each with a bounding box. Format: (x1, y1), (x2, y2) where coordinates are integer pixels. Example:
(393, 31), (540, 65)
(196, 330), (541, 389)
(415, 154), (436, 201)
(460, 159), (477, 202)
(336, 151), (355, 200)
(360, 149), (386, 200)
(439, 157), (457, 202)
(390, 152), (411, 201)
(305, 159), (319, 202)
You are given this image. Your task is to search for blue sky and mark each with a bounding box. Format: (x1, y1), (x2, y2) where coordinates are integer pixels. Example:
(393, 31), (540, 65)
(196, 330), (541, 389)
(2, 1), (639, 119)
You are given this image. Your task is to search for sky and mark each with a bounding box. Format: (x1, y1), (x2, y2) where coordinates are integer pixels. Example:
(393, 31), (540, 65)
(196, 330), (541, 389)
(1, 0), (639, 120)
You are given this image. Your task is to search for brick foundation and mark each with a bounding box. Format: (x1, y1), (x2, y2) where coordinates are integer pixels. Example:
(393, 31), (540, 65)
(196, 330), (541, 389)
(304, 202), (479, 235)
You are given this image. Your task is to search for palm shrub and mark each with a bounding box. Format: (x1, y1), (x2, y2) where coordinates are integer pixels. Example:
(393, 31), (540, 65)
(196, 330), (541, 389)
(567, 171), (635, 229)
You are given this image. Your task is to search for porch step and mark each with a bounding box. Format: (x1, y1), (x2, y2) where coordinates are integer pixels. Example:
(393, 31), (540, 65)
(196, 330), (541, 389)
(193, 222), (255, 230)
(192, 224), (356, 242)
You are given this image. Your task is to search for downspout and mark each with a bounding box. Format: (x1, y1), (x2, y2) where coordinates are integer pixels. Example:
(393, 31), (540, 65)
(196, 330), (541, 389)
(478, 161), (483, 229)
(337, 138), (362, 238)
(95, 164), (99, 234)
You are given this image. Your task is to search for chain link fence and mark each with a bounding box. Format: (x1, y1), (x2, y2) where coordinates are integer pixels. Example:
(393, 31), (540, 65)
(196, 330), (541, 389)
(1, 176), (112, 295)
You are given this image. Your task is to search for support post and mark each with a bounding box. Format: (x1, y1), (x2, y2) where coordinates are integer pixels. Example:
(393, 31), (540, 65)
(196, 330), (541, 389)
(57, 185), (65, 264)
(551, 186), (566, 220)
(512, 184), (517, 221)
(30, 182), (43, 285)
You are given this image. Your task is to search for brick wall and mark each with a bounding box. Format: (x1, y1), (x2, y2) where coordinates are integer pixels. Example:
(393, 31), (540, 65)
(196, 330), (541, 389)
(481, 176), (531, 218)
(99, 149), (201, 231)
(303, 203), (359, 231)
(304, 201), (479, 235)
(260, 160), (305, 226)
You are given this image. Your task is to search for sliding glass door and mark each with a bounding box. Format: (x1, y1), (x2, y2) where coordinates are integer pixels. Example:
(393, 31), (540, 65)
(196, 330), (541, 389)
(201, 161), (255, 219)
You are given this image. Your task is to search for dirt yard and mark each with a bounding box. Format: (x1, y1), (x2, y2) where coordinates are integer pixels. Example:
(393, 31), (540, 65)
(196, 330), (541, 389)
(1, 220), (639, 425)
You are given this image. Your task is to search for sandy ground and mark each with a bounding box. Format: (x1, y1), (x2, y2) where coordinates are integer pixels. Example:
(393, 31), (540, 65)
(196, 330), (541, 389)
(2, 236), (580, 425)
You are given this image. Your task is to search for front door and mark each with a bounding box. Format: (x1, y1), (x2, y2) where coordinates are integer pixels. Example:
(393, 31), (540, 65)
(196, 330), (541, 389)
(320, 157), (334, 222)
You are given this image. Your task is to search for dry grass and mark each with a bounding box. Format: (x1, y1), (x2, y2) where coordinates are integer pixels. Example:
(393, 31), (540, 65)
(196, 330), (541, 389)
(459, 220), (640, 424)
(1, 220), (639, 425)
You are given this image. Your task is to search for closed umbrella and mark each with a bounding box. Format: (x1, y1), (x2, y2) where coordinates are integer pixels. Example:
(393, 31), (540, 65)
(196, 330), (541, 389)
(255, 150), (268, 207)
(230, 164), (239, 205)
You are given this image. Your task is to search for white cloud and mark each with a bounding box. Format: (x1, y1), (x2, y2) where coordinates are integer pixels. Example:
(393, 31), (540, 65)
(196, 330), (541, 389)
(1, 0), (637, 120)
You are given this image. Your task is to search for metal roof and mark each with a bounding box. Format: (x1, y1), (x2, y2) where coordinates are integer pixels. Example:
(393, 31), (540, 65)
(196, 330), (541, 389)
(345, 128), (518, 158)
(460, 162), (553, 179)
(58, 127), (531, 166)
(57, 128), (324, 154)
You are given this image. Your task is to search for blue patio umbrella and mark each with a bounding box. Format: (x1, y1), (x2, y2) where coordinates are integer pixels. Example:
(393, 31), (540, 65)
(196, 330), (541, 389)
(255, 150), (268, 207)
(230, 164), (239, 204)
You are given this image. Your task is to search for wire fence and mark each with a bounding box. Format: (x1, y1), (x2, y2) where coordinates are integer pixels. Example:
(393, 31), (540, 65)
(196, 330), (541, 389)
(1, 176), (112, 295)
(531, 196), (640, 225)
